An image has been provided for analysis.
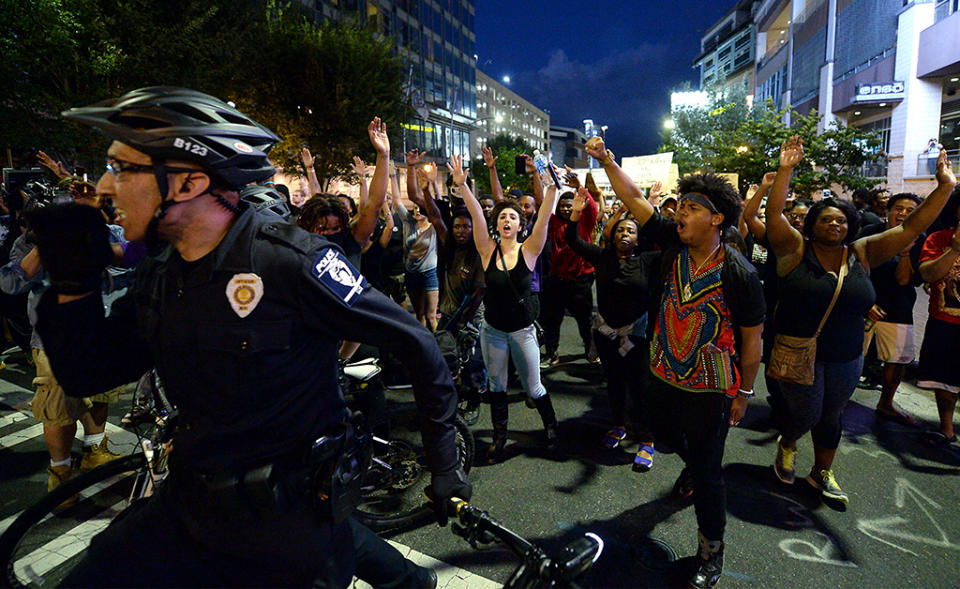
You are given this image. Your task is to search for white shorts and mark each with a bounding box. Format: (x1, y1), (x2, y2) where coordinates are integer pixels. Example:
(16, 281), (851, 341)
(863, 321), (914, 364)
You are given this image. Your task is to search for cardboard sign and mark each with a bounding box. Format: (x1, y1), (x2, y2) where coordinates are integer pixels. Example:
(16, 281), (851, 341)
(621, 153), (674, 188)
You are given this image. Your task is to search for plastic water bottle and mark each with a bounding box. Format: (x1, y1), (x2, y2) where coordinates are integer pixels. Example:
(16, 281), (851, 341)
(532, 150), (550, 177)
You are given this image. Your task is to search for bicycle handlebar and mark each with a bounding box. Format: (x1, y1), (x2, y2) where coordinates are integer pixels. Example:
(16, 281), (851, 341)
(445, 497), (602, 588)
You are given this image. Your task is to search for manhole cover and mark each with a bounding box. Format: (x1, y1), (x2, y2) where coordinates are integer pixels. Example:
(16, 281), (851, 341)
(634, 538), (679, 571)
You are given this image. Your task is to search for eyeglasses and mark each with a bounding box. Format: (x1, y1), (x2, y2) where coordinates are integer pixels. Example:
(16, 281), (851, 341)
(105, 158), (153, 177)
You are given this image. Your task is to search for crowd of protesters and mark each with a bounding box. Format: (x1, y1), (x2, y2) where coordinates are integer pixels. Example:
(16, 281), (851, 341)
(4, 103), (960, 588)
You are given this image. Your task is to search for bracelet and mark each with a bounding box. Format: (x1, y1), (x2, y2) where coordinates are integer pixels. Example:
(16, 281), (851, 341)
(737, 388), (754, 398)
(600, 149), (615, 165)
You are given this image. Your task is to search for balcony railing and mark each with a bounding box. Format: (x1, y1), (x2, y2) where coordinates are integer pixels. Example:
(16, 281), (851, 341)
(916, 150), (960, 176)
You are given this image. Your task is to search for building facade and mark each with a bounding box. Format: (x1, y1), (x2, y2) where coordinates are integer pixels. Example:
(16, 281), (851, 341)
(473, 70), (550, 153)
(749, 0), (960, 194)
(302, 0), (477, 160)
(549, 126), (590, 169)
(694, 0), (759, 97)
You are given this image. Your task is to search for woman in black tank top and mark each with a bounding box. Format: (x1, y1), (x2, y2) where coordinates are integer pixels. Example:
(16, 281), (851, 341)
(447, 154), (562, 462)
(765, 137), (957, 503)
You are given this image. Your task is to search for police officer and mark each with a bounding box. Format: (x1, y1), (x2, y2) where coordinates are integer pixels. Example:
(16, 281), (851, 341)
(33, 87), (471, 587)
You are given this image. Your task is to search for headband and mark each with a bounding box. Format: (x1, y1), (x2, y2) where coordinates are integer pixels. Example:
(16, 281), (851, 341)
(679, 192), (719, 214)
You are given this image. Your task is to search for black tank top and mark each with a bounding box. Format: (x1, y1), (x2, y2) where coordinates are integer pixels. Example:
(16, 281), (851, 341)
(483, 246), (534, 332)
(775, 245), (876, 362)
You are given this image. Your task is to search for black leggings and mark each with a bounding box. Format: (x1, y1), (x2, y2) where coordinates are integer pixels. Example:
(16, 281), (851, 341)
(594, 333), (652, 441)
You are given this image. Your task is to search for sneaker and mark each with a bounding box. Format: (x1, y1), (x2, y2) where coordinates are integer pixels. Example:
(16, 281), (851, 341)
(773, 437), (797, 484)
(458, 401), (480, 426)
(539, 353), (559, 369)
(47, 464), (77, 510)
(633, 444), (655, 473)
(602, 426), (627, 449)
(586, 345), (600, 364)
(79, 436), (122, 471)
(806, 469), (849, 503)
(688, 532), (724, 589)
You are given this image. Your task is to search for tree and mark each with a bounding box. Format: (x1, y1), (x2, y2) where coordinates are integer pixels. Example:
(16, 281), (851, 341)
(660, 89), (883, 196)
(471, 134), (534, 197)
(0, 0), (409, 185)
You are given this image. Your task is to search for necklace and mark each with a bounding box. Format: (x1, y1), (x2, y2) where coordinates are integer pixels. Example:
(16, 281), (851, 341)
(683, 243), (722, 300)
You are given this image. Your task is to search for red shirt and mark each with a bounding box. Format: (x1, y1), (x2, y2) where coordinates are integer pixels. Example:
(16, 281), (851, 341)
(921, 228), (960, 325)
(547, 194), (597, 280)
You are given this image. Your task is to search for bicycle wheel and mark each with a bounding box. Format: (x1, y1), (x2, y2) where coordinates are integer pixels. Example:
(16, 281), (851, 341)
(354, 403), (475, 534)
(0, 454), (144, 588)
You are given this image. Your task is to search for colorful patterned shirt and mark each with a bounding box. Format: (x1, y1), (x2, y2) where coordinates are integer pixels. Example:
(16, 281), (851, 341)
(650, 248), (740, 396)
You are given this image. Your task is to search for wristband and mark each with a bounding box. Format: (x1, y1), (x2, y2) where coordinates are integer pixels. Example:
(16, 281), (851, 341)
(737, 388), (754, 398)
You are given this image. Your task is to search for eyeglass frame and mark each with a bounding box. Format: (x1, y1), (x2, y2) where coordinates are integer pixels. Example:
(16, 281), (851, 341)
(105, 158), (204, 178)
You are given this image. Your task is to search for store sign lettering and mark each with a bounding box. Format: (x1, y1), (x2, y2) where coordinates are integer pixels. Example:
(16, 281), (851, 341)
(855, 82), (905, 102)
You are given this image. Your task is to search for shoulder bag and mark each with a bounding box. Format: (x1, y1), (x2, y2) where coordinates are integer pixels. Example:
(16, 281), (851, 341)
(766, 246), (848, 386)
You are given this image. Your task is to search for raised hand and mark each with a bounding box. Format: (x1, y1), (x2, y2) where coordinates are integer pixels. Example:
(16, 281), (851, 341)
(368, 117), (390, 156)
(351, 156), (366, 178)
(761, 171), (777, 186)
(649, 180), (663, 200)
(779, 135), (804, 169)
(584, 137), (607, 161)
(405, 149), (424, 166)
(423, 161), (438, 184)
(572, 188), (588, 214)
(482, 146), (498, 168)
(563, 166), (581, 189)
(935, 149), (957, 187)
(37, 151), (70, 178)
(300, 147), (315, 169)
(746, 184), (759, 199)
(446, 154), (469, 186)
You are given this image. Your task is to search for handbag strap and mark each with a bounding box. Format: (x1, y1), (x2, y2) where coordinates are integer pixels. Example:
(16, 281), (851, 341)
(813, 246), (848, 337)
(495, 242), (524, 303)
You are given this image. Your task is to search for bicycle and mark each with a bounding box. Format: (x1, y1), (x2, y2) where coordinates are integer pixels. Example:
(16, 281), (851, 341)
(344, 358), (476, 534)
(0, 370), (174, 588)
(443, 497), (603, 589)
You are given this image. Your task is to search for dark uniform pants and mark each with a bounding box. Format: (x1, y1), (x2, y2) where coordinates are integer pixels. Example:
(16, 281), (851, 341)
(63, 469), (429, 588)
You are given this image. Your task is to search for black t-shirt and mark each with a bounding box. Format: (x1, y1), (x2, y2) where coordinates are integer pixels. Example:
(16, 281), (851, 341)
(381, 212), (405, 276)
(857, 222), (924, 324)
(361, 218), (387, 289)
(439, 242), (484, 317)
(775, 246), (876, 362)
(565, 220), (657, 328)
(483, 248), (534, 332)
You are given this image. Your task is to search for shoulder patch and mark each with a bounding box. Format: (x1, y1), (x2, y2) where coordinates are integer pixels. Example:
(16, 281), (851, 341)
(311, 248), (368, 306)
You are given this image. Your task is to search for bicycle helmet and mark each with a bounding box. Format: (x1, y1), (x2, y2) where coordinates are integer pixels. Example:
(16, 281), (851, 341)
(62, 87), (278, 190)
(239, 184), (293, 220)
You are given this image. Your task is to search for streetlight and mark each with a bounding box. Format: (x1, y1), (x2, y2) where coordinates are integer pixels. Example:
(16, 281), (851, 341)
(736, 145), (749, 154)
(663, 119), (675, 130)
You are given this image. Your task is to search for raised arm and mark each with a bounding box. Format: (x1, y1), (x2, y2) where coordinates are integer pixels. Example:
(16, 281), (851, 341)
(527, 155), (543, 208)
(352, 156), (368, 212)
(405, 149), (426, 208)
(378, 200), (395, 249)
(566, 188), (603, 264)
(352, 118), (390, 248)
(584, 138), (654, 226)
(743, 172), (775, 241)
(521, 183), (559, 267)
(602, 203), (628, 244)
(447, 155), (494, 258)
(855, 150), (958, 268)
(421, 177), (449, 247)
(766, 136), (806, 268)
(483, 146), (505, 202)
(300, 147), (322, 197)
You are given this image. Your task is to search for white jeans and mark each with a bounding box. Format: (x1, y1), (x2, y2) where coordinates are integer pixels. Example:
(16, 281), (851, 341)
(480, 322), (546, 399)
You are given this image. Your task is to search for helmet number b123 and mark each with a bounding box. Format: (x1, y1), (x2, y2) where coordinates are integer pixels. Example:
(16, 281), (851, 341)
(173, 137), (208, 157)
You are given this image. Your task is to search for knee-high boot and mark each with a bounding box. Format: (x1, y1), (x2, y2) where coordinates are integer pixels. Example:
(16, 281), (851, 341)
(532, 393), (559, 449)
(486, 390), (509, 463)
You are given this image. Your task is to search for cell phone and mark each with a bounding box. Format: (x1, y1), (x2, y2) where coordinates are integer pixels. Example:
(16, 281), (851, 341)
(515, 154), (526, 176)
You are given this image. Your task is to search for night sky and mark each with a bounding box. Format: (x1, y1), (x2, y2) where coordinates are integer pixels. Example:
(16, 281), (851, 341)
(475, 0), (733, 157)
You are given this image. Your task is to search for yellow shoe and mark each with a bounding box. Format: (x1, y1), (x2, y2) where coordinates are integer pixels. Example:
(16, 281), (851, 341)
(79, 436), (122, 471)
(47, 464), (77, 510)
